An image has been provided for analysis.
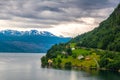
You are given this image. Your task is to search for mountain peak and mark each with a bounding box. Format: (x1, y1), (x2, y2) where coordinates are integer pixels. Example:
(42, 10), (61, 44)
(0, 29), (71, 53)
(0, 30), (56, 37)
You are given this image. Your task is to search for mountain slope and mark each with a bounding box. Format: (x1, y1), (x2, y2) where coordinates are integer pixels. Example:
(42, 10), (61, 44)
(0, 30), (71, 53)
(70, 4), (120, 52)
(41, 4), (120, 71)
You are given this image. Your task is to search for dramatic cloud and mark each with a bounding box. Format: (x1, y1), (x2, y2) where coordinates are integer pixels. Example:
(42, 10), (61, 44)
(0, 0), (119, 37)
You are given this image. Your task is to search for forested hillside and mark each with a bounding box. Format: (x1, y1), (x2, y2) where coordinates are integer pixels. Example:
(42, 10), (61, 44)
(41, 4), (120, 71)
(70, 4), (120, 52)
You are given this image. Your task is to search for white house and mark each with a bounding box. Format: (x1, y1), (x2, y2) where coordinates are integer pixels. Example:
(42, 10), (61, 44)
(77, 55), (84, 60)
(71, 47), (75, 50)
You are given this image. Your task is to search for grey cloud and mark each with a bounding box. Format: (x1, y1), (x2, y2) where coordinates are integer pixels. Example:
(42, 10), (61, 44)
(73, 0), (111, 9)
(0, 0), (119, 29)
(35, 6), (63, 12)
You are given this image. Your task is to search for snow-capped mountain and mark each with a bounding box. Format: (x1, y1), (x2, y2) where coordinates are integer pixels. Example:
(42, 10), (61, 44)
(0, 30), (71, 53)
(0, 30), (55, 36)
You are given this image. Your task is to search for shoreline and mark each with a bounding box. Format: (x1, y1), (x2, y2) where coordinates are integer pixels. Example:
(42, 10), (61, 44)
(42, 65), (120, 73)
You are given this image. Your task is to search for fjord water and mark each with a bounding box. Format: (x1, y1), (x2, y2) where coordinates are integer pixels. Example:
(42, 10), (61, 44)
(0, 53), (119, 80)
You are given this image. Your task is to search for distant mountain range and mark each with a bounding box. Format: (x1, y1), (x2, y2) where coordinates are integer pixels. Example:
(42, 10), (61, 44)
(0, 30), (71, 53)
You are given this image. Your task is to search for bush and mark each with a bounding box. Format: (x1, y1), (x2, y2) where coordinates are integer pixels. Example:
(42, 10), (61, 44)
(64, 62), (72, 69)
(41, 56), (48, 67)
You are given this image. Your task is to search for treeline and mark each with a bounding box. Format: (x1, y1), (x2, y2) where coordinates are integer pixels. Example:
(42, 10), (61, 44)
(99, 51), (120, 71)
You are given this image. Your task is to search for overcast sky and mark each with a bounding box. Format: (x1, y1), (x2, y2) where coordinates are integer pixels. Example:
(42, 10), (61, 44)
(0, 0), (119, 37)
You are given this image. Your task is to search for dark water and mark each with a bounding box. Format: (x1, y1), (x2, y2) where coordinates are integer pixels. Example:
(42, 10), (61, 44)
(0, 53), (119, 80)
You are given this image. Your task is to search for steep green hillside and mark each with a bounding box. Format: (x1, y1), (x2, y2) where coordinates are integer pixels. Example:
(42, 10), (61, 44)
(70, 4), (120, 52)
(41, 4), (120, 71)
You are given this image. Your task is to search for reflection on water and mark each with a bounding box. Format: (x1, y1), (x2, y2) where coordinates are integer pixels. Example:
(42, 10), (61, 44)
(70, 71), (77, 80)
(0, 53), (120, 80)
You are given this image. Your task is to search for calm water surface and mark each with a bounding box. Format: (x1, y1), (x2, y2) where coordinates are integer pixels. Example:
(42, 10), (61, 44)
(0, 53), (119, 80)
